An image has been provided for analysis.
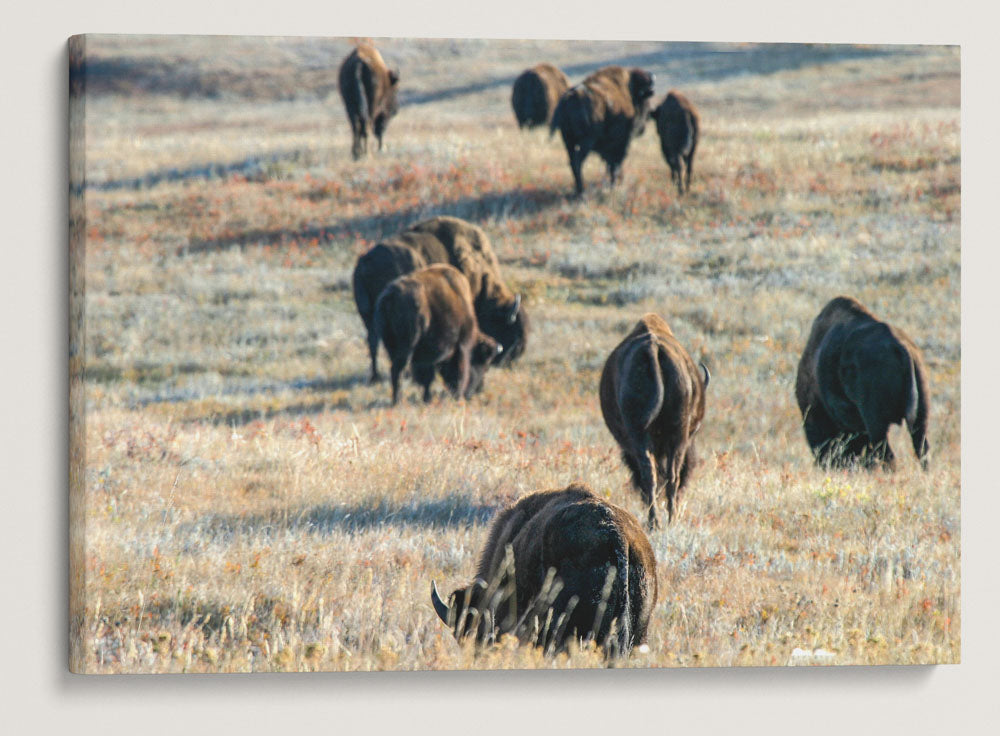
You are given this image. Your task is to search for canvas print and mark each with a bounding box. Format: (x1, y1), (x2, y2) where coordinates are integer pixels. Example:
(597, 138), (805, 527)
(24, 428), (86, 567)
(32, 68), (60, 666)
(68, 35), (960, 673)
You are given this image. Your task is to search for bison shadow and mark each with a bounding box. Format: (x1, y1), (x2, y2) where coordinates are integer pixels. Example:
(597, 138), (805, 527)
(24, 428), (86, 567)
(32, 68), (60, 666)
(181, 186), (566, 256)
(131, 373), (370, 425)
(176, 494), (500, 543)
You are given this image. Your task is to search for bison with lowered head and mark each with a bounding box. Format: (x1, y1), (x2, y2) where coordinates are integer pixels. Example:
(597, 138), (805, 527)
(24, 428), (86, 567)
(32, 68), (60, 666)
(600, 314), (709, 528)
(431, 483), (657, 656)
(550, 66), (655, 196)
(374, 264), (502, 405)
(352, 216), (527, 382)
(338, 44), (400, 160)
(651, 91), (700, 196)
(511, 63), (570, 129)
(795, 296), (930, 470)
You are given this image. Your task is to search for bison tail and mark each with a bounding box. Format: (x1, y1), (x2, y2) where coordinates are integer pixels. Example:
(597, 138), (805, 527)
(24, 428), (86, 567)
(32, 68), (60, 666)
(548, 99), (563, 139)
(343, 58), (370, 125)
(606, 543), (632, 655)
(618, 341), (665, 432)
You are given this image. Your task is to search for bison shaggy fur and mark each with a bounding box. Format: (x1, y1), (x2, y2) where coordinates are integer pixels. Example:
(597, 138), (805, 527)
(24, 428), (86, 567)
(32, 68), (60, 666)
(511, 63), (570, 128)
(338, 44), (400, 160)
(651, 90), (700, 195)
(431, 483), (658, 656)
(352, 216), (527, 382)
(373, 264), (502, 405)
(795, 296), (930, 470)
(600, 314), (709, 528)
(550, 66), (655, 195)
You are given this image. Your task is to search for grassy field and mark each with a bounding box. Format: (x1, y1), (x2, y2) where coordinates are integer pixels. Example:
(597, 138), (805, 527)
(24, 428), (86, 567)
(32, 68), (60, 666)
(69, 36), (960, 673)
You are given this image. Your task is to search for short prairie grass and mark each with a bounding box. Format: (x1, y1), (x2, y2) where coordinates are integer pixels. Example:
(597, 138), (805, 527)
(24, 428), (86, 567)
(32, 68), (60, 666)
(71, 37), (959, 673)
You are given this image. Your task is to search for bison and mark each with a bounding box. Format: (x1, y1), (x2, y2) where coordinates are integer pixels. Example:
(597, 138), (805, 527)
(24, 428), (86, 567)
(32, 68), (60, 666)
(651, 91), (700, 196)
(373, 264), (502, 405)
(352, 216), (527, 382)
(511, 63), (570, 128)
(600, 314), (710, 528)
(430, 483), (657, 656)
(338, 44), (400, 160)
(550, 66), (655, 196)
(795, 296), (930, 470)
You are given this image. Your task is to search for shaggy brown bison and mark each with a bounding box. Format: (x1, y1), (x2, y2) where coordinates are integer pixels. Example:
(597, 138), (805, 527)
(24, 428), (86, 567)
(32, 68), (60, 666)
(795, 296), (930, 470)
(651, 91), (699, 195)
(373, 264), (502, 405)
(511, 63), (570, 128)
(550, 66), (655, 196)
(352, 216), (527, 382)
(430, 483), (657, 656)
(338, 44), (400, 160)
(600, 314), (710, 528)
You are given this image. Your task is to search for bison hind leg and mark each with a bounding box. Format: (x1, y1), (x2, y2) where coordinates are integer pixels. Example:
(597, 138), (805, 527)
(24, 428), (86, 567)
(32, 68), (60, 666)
(412, 363), (436, 403)
(623, 446), (659, 529)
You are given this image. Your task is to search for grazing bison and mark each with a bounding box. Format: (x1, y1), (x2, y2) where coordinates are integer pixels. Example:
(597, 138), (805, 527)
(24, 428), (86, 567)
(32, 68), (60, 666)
(795, 296), (930, 470)
(352, 216), (527, 382)
(651, 91), (699, 195)
(550, 66), (655, 196)
(600, 314), (710, 528)
(511, 63), (570, 128)
(373, 264), (502, 405)
(430, 483), (658, 656)
(338, 44), (400, 160)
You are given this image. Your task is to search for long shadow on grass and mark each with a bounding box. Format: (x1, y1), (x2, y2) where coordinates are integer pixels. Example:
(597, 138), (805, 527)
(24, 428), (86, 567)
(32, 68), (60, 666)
(401, 43), (902, 107)
(133, 375), (372, 426)
(133, 373), (367, 409)
(178, 495), (500, 543)
(181, 186), (566, 255)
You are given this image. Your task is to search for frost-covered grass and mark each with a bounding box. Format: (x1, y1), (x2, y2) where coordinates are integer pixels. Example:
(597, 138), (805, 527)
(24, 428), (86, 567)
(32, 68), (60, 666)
(72, 38), (960, 673)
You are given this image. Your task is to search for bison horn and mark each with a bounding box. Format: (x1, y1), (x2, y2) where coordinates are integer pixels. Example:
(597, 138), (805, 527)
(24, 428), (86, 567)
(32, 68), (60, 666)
(508, 294), (521, 324)
(700, 362), (711, 389)
(430, 581), (451, 625)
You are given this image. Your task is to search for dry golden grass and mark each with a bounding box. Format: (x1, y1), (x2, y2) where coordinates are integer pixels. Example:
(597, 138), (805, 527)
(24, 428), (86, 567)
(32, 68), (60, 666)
(70, 37), (960, 673)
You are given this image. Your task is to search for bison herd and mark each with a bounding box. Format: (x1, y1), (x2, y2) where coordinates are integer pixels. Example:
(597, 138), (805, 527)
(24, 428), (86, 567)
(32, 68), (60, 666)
(336, 45), (934, 657)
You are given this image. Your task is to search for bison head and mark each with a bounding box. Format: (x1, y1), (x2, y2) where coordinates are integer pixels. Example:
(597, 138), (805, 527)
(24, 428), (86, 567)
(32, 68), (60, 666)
(465, 334), (504, 397)
(479, 294), (528, 366)
(628, 69), (655, 135)
(431, 579), (516, 645)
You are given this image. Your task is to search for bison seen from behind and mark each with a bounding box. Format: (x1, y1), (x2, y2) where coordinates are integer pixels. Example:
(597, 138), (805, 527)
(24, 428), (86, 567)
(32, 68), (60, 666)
(338, 44), (400, 160)
(651, 91), (700, 196)
(600, 314), (709, 528)
(352, 216), (527, 382)
(430, 483), (657, 656)
(511, 63), (570, 128)
(550, 66), (655, 196)
(795, 296), (930, 470)
(373, 265), (502, 405)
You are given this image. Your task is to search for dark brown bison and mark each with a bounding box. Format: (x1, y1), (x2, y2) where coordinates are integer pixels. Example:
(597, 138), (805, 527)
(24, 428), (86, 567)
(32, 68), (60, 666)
(352, 216), (527, 382)
(511, 63), (570, 128)
(373, 264), (502, 405)
(550, 66), (655, 196)
(338, 44), (400, 160)
(430, 483), (657, 656)
(600, 314), (710, 528)
(651, 91), (699, 195)
(795, 296), (930, 470)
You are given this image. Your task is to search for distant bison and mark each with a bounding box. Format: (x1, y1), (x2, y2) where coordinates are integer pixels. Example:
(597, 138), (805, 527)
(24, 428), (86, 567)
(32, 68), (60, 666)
(795, 296), (930, 470)
(338, 44), (400, 160)
(374, 264), (502, 405)
(431, 483), (657, 656)
(352, 216), (527, 382)
(550, 66), (655, 196)
(600, 314), (710, 528)
(651, 91), (699, 195)
(511, 63), (570, 128)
